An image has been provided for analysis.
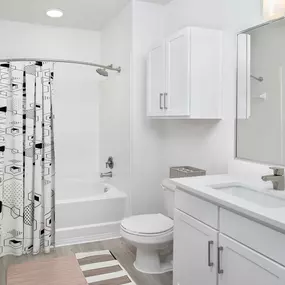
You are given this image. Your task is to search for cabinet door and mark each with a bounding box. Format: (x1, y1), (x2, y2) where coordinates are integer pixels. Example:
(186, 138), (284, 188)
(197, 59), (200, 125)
(173, 209), (218, 285)
(147, 42), (166, 117)
(218, 234), (285, 285)
(165, 28), (190, 116)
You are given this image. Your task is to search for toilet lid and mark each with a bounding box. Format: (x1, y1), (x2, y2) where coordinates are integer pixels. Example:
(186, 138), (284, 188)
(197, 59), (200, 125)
(121, 214), (173, 235)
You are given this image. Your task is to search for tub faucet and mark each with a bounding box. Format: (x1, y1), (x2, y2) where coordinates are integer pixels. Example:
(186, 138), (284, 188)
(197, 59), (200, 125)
(261, 167), (285, 191)
(100, 171), (113, 178)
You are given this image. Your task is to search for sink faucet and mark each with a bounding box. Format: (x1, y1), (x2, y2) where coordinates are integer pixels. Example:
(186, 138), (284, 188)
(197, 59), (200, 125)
(261, 167), (285, 191)
(100, 171), (113, 178)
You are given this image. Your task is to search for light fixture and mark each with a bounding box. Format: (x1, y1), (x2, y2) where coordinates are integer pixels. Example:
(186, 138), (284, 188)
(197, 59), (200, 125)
(46, 9), (63, 18)
(263, 0), (285, 20)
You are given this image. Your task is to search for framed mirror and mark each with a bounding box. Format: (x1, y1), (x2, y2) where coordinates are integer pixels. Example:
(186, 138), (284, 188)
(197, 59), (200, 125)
(236, 17), (285, 165)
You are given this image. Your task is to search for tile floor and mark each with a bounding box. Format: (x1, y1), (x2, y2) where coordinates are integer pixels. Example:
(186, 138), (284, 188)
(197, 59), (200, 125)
(0, 238), (173, 285)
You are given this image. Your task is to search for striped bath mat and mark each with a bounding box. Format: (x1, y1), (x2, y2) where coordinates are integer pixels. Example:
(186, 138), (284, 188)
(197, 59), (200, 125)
(76, 250), (136, 285)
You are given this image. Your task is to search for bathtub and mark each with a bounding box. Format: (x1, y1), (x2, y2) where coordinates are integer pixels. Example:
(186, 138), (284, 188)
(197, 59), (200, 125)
(55, 181), (127, 246)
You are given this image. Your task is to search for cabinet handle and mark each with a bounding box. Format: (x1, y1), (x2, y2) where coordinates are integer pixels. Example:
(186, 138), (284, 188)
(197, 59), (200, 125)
(159, 93), (163, 110)
(208, 241), (214, 267)
(218, 246), (224, 274)
(164, 93), (168, 109)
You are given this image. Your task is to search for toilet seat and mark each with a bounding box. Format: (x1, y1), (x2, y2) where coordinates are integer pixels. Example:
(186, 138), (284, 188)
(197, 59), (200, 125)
(121, 213), (173, 237)
(120, 213), (173, 274)
(120, 181), (175, 274)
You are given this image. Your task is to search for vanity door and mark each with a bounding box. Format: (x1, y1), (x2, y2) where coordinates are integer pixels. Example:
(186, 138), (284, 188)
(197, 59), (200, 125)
(173, 209), (218, 285)
(218, 234), (285, 285)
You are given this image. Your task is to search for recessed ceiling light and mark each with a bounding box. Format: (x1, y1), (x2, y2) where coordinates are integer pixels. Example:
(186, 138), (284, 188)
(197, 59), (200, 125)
(46, 9), (63, 18)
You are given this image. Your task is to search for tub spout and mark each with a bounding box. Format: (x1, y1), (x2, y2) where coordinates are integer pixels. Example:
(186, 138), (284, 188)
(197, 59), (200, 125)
(100, 171), (113, 178)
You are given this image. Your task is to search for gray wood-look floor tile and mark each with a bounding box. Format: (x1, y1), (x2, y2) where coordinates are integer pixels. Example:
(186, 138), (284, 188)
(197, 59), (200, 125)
(0, 238), (173, 285)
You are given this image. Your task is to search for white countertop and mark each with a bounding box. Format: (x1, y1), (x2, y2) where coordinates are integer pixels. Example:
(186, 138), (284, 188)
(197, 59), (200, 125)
(170, 174), (285, 233)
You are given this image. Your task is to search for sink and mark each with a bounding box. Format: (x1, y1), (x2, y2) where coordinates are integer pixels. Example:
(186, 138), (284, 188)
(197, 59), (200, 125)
(210, 183), (285, 208)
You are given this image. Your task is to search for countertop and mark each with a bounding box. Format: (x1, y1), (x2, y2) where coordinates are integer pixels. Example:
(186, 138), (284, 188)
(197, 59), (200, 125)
(170, 174), (285, 233)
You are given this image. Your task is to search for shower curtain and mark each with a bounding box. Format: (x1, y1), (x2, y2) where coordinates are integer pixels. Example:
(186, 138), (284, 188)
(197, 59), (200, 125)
(0, 61), (55, 257)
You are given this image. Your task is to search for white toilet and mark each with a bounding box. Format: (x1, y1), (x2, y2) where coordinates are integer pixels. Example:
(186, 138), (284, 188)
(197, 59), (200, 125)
(120, 179), (175, 274)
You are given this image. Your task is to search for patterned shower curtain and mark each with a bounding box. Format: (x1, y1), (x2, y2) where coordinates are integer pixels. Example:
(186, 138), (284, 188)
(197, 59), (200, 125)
(0, 61), (55, 257)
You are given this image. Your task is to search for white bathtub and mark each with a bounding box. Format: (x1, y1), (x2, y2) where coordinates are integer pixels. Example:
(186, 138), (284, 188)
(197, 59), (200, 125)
(55, 182), (127, 246)
(56, 179), (109, 200)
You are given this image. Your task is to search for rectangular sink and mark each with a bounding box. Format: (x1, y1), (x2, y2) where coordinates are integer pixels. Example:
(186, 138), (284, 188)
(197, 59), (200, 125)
(210, 183), (285, 208)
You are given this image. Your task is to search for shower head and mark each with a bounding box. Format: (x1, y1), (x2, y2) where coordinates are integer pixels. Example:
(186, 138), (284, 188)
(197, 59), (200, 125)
(96, 68), (108, 77)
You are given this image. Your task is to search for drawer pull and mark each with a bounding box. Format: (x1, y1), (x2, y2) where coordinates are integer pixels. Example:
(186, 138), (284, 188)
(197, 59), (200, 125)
(218, 246), (224, 274)
(208, 241), (214, 267)
(164, 92), (168, 109)
(159, 93), (163, 110)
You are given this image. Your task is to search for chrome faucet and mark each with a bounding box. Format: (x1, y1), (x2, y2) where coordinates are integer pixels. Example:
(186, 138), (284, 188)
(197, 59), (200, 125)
(261, 167), (285, 191)
(100, 171), (113, 178)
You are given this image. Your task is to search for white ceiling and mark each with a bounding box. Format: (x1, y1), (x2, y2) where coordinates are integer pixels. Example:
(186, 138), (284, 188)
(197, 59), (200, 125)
(142, 0), (173, 4)
(0, 0), (131, 31)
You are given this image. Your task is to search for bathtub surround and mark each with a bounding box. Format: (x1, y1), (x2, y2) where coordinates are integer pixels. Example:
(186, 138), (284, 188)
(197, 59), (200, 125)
(0, 61), (55, 257)
(0, 19), (128, 246)
(100, 2), (132, 215)
(0, 20), (102, 202)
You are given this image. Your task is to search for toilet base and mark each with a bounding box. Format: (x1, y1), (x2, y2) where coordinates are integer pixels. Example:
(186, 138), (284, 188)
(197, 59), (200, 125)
(134, 248), (173, 274)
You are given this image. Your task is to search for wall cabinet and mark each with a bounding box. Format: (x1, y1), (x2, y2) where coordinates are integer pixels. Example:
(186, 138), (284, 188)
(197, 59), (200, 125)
(174, 190), (285, 285)
(147, 27), (223, 119)
(147, 43), (166, 116)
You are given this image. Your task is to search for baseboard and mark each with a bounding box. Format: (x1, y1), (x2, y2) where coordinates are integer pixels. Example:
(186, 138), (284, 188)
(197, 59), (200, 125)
(56, 221), (122, 247)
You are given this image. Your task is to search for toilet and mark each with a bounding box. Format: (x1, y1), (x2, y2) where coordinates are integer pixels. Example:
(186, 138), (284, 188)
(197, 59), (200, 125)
(120, 179), (175, 274)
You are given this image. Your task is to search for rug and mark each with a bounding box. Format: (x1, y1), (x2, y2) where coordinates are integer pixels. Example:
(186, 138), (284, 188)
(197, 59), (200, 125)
(7, 255), (88, 285)
(76, 250), (136, 285)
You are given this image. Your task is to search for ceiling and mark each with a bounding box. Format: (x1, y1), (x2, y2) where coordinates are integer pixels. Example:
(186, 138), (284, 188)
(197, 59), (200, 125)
(142, 0), (173, 4)
(0, 0), (131, 31)
(0, 0), (173, 31)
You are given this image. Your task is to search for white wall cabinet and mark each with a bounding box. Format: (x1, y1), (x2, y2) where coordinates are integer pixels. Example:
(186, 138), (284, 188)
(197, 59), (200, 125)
(147, 27), (223, 119)
(174, 190), (285, 285)
(174, 209), (218, 285)
(147, 43), (166, 116)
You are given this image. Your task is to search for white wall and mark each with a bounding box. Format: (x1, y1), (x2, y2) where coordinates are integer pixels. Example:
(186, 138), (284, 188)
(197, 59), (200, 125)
(0, 20), (102, 200)
(161, 0), (262, 176)
(0, 1), (265, 215)
(100, 3), (132, 213)
(128, 0), (263, 215)
(131, 1), (166, 214)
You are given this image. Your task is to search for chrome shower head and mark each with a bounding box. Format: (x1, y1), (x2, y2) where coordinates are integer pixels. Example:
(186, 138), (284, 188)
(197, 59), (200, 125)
(96, 68), (108, 77)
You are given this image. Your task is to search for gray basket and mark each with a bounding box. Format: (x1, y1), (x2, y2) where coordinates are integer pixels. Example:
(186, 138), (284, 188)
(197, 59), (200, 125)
(170, 166), (206, 178)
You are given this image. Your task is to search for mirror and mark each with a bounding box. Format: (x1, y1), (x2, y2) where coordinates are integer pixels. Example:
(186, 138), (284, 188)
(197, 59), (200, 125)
(236, 17), (285, 165)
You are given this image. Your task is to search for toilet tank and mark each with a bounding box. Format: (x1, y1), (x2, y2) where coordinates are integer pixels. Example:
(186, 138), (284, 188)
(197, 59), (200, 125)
(161, 179), (176, 219)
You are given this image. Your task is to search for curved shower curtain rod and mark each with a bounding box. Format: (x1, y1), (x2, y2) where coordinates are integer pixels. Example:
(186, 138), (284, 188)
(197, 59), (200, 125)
(0, 57), (121, 73)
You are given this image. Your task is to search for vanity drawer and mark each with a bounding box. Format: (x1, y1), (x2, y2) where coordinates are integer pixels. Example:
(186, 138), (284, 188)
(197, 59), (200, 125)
(175, 189), (218, 229)
(220, 208), (285, 266)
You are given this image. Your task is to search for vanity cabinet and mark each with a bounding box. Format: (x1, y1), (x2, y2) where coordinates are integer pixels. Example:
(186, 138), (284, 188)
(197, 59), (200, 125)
(147, 27), (223, 119)
(173, 189), (285, 285)
(174, 209), (218, 285)
(218, 234), (285, 285)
